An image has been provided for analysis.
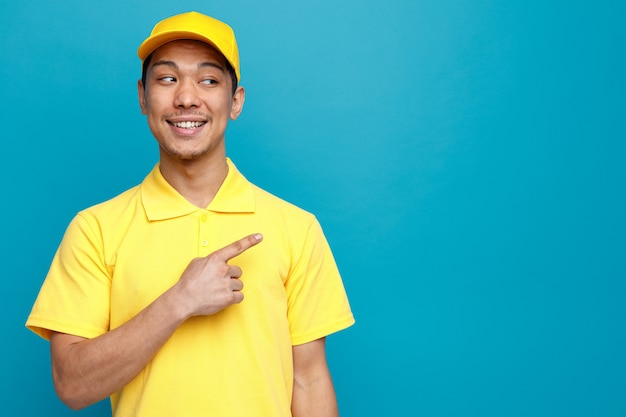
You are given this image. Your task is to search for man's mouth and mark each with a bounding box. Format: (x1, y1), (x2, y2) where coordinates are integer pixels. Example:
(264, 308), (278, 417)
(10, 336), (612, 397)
(169, 121), (206, 129)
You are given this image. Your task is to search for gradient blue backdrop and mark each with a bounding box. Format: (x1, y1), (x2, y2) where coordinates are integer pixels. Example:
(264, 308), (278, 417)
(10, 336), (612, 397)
(2, 1), (625, 416)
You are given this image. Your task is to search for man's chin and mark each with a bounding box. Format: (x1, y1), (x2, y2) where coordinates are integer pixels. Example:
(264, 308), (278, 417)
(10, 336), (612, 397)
(160, 145), (212, 162)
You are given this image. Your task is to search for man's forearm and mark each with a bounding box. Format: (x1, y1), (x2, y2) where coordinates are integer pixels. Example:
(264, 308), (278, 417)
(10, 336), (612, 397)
(50, 287), (187, 410)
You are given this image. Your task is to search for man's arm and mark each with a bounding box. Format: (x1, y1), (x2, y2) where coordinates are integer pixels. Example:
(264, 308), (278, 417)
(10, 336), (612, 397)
(49, 233), (262, 410)
(50, 292), (186, 409)
(291, 337), (339, 417)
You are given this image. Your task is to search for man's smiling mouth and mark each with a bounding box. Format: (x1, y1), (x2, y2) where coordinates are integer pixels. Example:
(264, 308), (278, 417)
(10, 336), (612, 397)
(170, 121), (206, 129)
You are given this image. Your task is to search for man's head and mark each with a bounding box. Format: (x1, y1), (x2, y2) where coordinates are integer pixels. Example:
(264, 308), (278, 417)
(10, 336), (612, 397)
(138, 11), (240, 95)
(136, 12), (245, 163)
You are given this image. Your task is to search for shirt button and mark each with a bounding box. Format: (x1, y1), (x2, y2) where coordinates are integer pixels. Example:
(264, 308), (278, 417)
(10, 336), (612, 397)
(201, 239), (209, 247)
(200, 214), (208, 222)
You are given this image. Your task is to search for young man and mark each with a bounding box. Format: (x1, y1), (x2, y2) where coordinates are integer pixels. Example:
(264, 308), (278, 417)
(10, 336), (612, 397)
(26, 11), (354, 417)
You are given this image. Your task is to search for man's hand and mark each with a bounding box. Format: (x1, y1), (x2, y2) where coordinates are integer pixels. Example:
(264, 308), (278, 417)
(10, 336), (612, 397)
(173, 233), (263, 318)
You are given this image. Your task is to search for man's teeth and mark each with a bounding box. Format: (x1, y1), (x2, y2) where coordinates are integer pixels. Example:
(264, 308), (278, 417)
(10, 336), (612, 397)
(172, 121), (205, 129)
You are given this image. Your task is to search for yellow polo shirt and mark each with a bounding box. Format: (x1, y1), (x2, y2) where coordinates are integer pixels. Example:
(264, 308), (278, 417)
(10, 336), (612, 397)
(26, 158), (354, 417)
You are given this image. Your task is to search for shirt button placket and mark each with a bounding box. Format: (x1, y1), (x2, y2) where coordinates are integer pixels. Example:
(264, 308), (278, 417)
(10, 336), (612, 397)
(199, 212), (210, 253)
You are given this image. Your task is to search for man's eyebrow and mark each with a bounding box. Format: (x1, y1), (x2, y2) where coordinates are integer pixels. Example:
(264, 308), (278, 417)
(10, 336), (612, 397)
(198, 62), (225, 73)
(150, 60), (178, 70)
(150, 60), (224, 73)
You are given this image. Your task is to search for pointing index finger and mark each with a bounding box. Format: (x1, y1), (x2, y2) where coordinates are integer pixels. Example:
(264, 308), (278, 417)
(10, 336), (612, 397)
(214, 233), (263, 261)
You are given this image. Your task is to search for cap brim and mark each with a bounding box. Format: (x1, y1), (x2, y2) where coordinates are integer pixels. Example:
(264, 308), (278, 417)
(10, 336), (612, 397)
(138, 30), (223, 61)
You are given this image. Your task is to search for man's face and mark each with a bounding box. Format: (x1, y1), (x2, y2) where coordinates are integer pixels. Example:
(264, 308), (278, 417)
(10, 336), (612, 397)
(138, 40), (244, 162)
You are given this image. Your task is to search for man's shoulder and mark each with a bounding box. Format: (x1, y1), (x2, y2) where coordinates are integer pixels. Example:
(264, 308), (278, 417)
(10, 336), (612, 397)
(250, 183), (315, 219)
(77, 184), (142, 221)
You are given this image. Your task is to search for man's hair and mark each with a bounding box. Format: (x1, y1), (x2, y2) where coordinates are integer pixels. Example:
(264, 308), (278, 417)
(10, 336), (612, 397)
(141, 53), (239, 96)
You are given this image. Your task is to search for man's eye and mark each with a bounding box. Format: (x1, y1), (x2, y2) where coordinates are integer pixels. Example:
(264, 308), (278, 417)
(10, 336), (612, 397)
(201, 79), (217, 85)
(159, 76), (176, 82)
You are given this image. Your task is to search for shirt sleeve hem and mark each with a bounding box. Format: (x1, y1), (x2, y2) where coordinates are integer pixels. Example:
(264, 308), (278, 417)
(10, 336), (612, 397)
(25, 317), (105, 341)
(290, 314), (355, 346)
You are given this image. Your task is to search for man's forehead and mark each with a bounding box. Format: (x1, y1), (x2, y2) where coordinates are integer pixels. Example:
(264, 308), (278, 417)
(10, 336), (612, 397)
(150, 39), (226, 64)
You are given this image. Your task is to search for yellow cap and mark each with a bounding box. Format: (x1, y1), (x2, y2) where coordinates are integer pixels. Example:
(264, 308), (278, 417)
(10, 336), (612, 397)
(138, 11), (240, 81)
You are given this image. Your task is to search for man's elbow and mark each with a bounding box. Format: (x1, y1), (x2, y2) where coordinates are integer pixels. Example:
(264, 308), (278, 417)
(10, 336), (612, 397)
(52, 369), (96, 410)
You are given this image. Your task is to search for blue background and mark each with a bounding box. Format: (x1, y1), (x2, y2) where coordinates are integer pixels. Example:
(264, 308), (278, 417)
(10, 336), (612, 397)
(2, 0), (625, 416)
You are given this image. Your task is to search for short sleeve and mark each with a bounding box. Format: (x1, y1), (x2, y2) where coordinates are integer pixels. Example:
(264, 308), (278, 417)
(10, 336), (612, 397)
(286, 218), (355, 345)
(26, 212), (112, 340)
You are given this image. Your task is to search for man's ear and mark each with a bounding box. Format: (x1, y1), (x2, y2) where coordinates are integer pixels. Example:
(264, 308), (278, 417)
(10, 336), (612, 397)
(138, 80), (147, 115)
(230, 86), (245, 120)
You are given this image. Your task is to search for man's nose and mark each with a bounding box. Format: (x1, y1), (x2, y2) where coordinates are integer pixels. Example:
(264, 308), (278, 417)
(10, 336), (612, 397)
(174, 79), (201, 108)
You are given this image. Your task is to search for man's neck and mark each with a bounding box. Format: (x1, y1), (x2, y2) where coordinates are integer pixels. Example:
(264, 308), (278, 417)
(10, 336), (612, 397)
(159, 152), (229, 209)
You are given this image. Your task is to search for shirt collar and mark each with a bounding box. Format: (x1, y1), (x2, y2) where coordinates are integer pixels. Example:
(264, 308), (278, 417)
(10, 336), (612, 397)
(141, 158), (256, 221)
